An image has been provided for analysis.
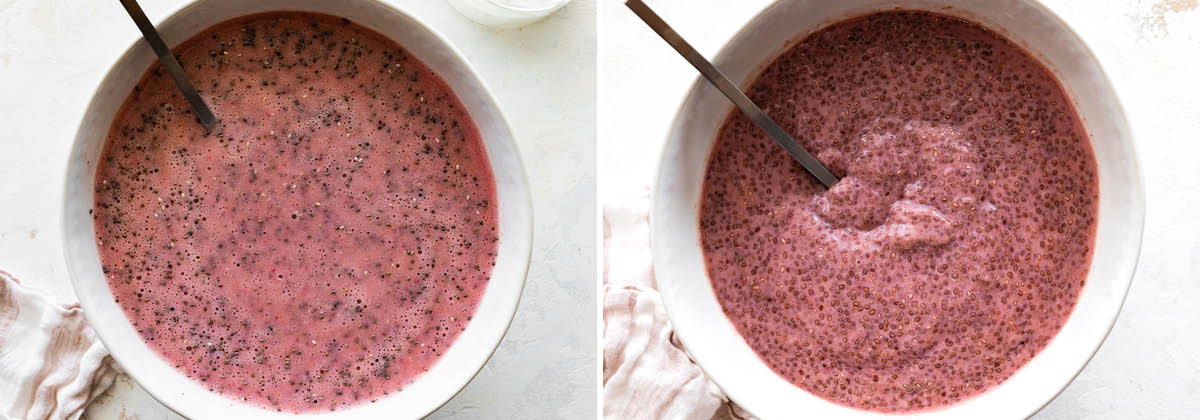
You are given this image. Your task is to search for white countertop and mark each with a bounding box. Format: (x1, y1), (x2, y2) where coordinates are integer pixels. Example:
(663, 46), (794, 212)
(600, 0), (1200, 418)
(0, 0), (596, 418)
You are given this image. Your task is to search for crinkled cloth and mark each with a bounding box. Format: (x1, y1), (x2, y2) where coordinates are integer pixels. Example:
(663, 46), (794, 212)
(0, 270), (117, 420)
(602, 191), (752, 420)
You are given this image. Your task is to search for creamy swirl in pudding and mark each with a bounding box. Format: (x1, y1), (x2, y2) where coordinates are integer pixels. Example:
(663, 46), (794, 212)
(700, 11), (1098, 412)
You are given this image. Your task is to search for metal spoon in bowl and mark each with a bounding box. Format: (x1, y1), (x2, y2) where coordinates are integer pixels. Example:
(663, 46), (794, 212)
(625, 0), (839, 189)
(117, 0), (217, 131)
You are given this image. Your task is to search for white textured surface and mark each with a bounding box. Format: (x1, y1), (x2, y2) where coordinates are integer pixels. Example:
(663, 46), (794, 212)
(0, 0), (596, 418)
(599, 0), (1200, 418)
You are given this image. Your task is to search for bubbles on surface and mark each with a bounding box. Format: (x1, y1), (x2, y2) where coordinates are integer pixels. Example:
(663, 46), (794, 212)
(94, 12), (498, 413)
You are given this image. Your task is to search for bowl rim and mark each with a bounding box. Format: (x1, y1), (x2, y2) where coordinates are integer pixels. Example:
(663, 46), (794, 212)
(649, 1), (1146, 419)
(61, 0), (534, 418)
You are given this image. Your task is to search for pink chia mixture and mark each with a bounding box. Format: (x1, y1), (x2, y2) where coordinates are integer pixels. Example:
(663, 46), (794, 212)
(93, 12), (497, 413)
(700, 11), (1098, 412)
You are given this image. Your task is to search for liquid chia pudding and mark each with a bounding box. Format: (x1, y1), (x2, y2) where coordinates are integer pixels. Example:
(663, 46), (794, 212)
(699, 11), (1098, 412)
(93, 12), (497, 412)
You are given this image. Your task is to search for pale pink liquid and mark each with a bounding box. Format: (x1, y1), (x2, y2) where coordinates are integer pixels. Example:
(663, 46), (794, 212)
(700, 12), (1098, 412)
(94, 13), (497, 412)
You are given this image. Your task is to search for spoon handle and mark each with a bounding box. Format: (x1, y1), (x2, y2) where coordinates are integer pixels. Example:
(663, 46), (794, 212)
(117, 0), (217, 131)
(625, 0), (839, 188)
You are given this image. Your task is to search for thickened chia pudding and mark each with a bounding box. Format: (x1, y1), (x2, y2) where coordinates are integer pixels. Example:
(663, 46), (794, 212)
(699, 11), (1098, 412)
(93, 12), (497, 412)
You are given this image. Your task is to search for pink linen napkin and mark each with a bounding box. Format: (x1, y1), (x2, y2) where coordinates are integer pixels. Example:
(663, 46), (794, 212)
(0, 270), (118, 420)
(602, 284), (724, 420)
(602, 191), (752, 420)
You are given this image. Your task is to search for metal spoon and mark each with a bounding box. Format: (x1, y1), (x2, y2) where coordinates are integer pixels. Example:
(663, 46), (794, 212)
(625, 0), (839, 188)
(117, 0), (217, 131)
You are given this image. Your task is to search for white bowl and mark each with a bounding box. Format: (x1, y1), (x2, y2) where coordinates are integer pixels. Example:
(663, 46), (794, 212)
(651, 1), (1145, 419)
(62, 1), (533, 418)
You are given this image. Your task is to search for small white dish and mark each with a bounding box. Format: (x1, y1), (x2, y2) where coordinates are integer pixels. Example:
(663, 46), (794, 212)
(62, 0), (533, 418)
(651, 1), (1145, 419)
(447, 0), (571, 29)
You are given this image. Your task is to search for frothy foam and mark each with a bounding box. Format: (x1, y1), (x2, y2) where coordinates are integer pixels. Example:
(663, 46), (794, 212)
(94, 12), (498, 413)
